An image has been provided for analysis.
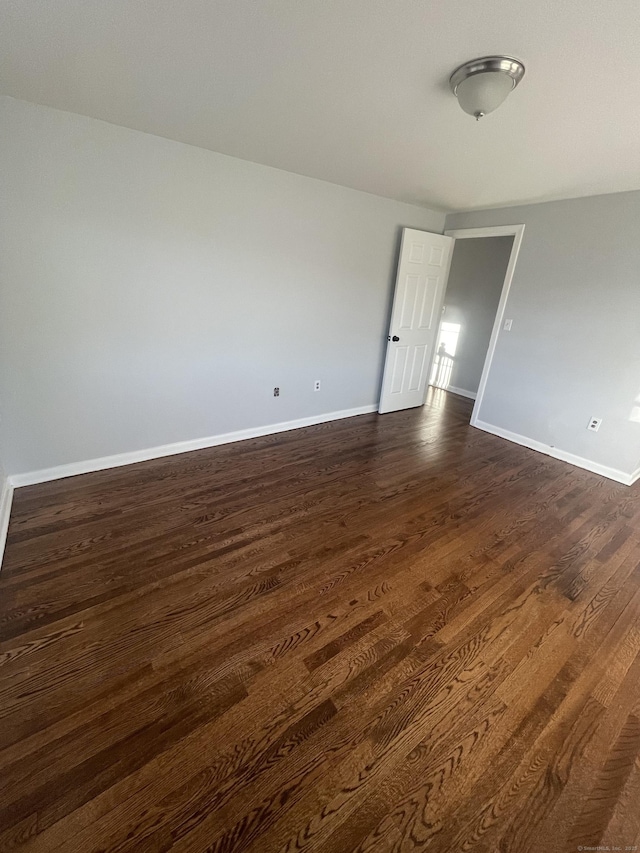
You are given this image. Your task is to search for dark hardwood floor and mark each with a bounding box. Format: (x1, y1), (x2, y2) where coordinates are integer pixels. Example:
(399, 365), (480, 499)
(1, 388), (640, 852)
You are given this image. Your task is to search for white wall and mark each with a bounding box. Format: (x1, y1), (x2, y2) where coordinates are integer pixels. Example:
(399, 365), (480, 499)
(0, 96), (444, 477)
(446, 193), (640, 479)
(442, 236), (513, 396)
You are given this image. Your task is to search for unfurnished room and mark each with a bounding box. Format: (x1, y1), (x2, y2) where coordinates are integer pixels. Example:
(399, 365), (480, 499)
(1, 2), (640, 851)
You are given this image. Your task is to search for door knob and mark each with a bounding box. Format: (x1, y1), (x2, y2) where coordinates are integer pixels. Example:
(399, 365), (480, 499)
(392, 335), (400, 342)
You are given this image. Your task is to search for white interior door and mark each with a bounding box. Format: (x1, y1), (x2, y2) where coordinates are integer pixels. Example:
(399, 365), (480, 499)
(379, 228), (454, 414)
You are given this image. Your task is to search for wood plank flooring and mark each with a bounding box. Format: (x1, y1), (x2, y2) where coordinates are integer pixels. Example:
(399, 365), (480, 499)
(1, 388), (640, 852)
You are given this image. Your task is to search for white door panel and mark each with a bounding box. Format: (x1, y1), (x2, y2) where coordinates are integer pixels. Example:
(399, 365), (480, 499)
(379, 229), (453, 414)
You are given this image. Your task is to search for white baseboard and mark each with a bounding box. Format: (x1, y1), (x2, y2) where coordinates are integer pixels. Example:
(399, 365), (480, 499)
(473, 420), (550, 455)
(473, 419), (635, 486)
(548, 447), (635, 487)
(628, 466), (640, 486)
(0, 476), (14, 570)
(446, 385), (477, 401)
(9, 404), (379, 489)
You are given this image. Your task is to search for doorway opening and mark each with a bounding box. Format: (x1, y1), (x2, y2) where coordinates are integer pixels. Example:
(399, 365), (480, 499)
(378, 224), (524, 420)
(430, 225), (524, 425)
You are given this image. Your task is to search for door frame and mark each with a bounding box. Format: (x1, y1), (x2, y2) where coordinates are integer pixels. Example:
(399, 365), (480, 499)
(442, 224), (525, 427)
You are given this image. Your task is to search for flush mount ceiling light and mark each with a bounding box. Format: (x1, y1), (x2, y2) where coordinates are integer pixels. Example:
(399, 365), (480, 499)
(450, 56), (525, 120)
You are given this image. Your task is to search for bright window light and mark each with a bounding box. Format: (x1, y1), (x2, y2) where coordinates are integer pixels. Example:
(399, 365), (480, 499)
(430, 322), (461, 388)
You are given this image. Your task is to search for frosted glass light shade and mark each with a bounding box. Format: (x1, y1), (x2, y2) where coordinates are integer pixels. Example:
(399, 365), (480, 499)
(450, 57), (525, 119)
(455, 71), (515, 118)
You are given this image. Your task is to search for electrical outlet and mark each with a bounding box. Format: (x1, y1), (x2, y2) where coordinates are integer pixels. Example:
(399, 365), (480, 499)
(314, 380), (321, 392)
(273, 387), (280, 397)
(503, 318), (513, 331)
(587, 417), (602, 432)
